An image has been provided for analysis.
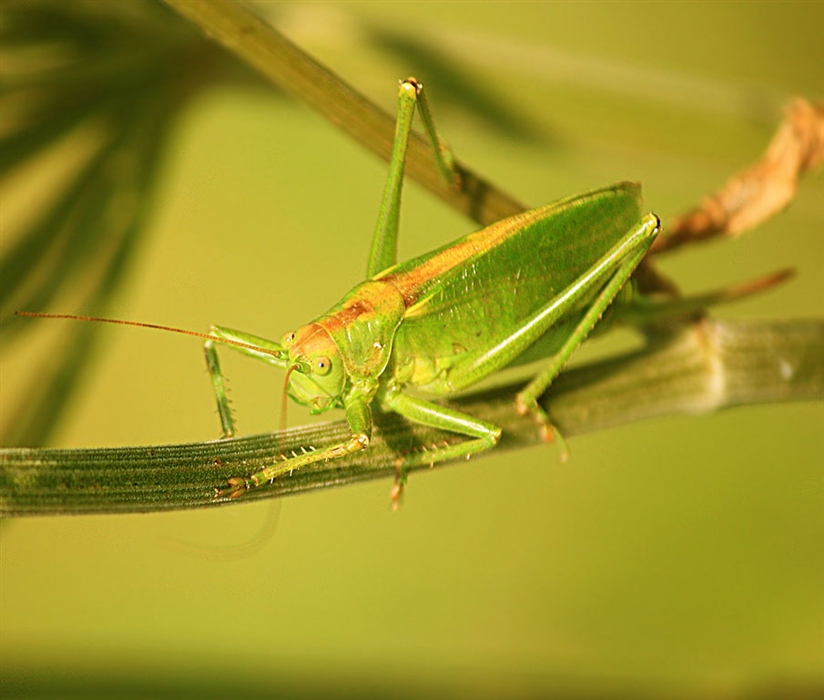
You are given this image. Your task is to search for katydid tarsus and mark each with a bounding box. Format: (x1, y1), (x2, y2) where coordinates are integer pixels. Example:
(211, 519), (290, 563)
(22, 78), (663, 504)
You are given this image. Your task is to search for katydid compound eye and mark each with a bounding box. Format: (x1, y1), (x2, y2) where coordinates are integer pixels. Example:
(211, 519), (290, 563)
(314, 356), (331, 375)
(283, 331), (296, 345)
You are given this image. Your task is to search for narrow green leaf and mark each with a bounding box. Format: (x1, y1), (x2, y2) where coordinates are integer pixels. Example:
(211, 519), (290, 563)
(2, 319), (820, 516)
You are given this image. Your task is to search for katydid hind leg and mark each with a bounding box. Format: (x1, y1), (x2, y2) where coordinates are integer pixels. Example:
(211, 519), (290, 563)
(515, 216), (660, 441)
(413, 80), (459, 189)
(382, 214), (659, 489)
(367, 78), (459, 279)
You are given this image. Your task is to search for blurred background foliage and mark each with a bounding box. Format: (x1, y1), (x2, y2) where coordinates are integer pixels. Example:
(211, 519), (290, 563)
(1, 0), (232, 446)
(1, 1), (822, 698)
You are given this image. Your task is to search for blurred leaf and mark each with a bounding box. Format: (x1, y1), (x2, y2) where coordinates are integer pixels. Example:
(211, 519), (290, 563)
(365, 23), (549, 144)
(0, 0), (227, 446)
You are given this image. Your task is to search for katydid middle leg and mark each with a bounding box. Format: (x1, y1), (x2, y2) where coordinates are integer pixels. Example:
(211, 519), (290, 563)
(379, 385), (502, 507)
(367, 78), (459, 278)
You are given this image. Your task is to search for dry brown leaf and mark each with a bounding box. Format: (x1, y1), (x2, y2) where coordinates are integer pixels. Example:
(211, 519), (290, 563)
(652, 98), (824, 255)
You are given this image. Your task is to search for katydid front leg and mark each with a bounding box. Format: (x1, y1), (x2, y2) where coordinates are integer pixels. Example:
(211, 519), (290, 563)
(216, 392), (374, 499)
(204, 340), (234, 438)
(204, 325), (290, 439)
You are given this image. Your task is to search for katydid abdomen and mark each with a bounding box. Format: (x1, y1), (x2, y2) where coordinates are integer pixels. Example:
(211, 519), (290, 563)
(385, 183), (646, 394)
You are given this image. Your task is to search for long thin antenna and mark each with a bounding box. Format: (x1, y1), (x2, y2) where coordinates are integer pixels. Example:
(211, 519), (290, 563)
(14, 311), (283, 359)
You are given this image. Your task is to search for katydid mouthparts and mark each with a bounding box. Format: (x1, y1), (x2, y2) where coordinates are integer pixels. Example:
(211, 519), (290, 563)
(19, 78), (667, 506)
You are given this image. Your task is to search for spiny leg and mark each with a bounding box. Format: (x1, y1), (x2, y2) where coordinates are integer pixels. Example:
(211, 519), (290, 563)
(216, 433), (370, 499)
(515, 241), (655, 444)
(367, 78), (459, 278)
(381, 388), (501, 507)
(204, 340), (235, 438)
(443, 214), (661, 397)
(216, 393), (374, 499)
(203, 325), (289, 438)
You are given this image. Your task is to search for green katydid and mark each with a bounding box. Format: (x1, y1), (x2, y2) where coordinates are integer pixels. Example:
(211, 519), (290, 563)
(203, 77), (660, 501)
(21, 78), (663, 504)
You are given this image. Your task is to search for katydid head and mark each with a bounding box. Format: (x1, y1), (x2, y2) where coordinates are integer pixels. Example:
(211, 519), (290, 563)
(281, 323), (346, 414)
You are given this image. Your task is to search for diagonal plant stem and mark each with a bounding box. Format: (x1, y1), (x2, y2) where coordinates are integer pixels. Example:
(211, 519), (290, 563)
(162, 0), (527, 226)
(2, 319), (821, 516)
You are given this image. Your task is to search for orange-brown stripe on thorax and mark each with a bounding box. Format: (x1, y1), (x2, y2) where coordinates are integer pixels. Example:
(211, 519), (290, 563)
(378, 210), (537, 306)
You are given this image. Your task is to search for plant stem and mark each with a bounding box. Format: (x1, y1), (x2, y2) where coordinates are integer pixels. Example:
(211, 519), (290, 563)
(162, 0), (526, 226)
(2, 319), (821, 516)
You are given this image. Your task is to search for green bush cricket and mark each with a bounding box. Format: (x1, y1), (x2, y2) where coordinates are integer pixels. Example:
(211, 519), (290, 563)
(207, 77), (659, 501)
(23, 78), (661, 504)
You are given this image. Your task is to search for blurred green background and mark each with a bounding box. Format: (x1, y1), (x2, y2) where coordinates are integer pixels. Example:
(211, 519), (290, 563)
(1, 1), (822, 697)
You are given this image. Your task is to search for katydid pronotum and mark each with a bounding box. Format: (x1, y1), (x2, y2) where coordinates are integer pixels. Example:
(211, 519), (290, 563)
(24, 78), (663, 505)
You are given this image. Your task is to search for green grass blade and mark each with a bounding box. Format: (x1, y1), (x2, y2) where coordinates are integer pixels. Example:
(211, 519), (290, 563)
(2, 319), (820, 516)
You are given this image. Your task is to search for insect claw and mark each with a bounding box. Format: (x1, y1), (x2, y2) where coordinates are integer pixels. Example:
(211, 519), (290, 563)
(215, 476), (249, 499)
(516, 394), (572, 460)
(540, 422), (571, 460)
(390, 483), (404, 511)
(557, 433), (571, 463)
(391, 462), (409, 510)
